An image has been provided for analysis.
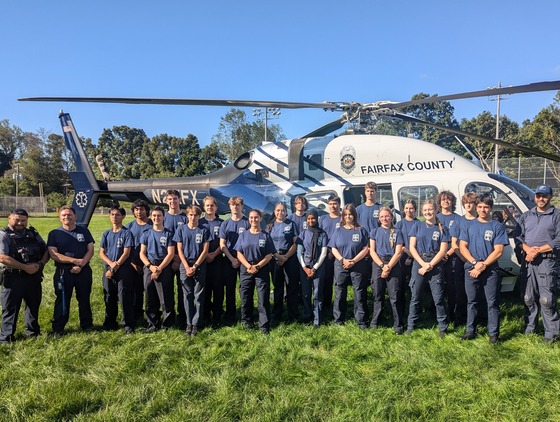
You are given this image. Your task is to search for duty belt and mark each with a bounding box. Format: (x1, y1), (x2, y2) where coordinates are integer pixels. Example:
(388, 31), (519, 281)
(379, 255), (392, 264)
(540, 252), (557, 259)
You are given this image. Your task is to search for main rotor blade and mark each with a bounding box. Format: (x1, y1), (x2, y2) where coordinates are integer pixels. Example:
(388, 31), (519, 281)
(18, 96), (339, 110)
(301, 116), (347, 138)
(391, 112), (560, 162)
(385, 80), (560, 109)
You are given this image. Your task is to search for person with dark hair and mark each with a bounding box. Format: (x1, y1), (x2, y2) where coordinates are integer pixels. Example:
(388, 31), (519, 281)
(219, 196), (250, 325)
(369, 207), (404, 334)
(48, 205), (95, 335)
(0, 209), (48, 344)
(99, 206), (135, 334)
(517, 184), (560, 343)
(329, 204), (370, 328)
(268, 202), (300, 323)
(140, 206), (176, 332)
(436, 191), (462, 326)
(234, 209), (276, 334)
(199, 196), (224, 326)
(319, 194), (342, 314)
(126, 199), (152, 321)
(174, 205), (210, 336)
(459, 195), (509, 344)
(407, 200), (449, 338)
(356, 182), (382, 293)
(288, 195), (309, 233)
(297, 208), (328, 327)
(164, 189), (187, 329)
(395, 199), (418, 318)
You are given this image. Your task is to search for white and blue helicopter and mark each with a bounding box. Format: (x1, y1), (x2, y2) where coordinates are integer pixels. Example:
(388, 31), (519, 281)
(19, 80), (560, 291)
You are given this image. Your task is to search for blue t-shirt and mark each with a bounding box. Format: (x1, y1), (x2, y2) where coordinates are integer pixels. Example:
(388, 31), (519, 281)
(459, 219), (509, 261)
(287, 213), (308, 233)
(369, 227), (404, 256)
(125, 219), (153, 248)
(100, 227), (134, 263)
(163, 212), (187, 235)
(328, 226), (369, 259)
(47, 225), (95, 263)
(450, 215), (476, 244)
(140, 227), (176, 262)
(234, 230), (276, 262)
(395, 218), (418, 249)
(199, 216), (223, 253)
(173, 225), (210, 261)
(319, 214), (341, 240)
(409, 221), (450, 255)
(437, 212), (460, 235)
(268, 219), (298, 252)
(218, 217), (250, 254)
(356, 203), (382, 233)
(297, 229), (328, 267)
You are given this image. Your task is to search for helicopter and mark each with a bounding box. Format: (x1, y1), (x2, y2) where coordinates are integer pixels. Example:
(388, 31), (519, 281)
(18, 79), (560, 291)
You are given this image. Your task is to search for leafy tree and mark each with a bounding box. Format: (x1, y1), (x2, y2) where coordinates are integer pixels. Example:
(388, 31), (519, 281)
(211, 108), (284, 163)
(97, 126), (149, 180)
(459, 111), (520, 171)
(200, 140), (227, 173)
(0, 119), (24, 175)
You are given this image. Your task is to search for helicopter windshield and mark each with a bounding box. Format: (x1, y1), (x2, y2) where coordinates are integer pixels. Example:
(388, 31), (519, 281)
(488, 173), (535, 209)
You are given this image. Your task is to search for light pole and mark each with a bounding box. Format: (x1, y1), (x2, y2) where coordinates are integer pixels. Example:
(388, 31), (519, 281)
(488, 82), (509, 173)
(252, 107), (281, 143)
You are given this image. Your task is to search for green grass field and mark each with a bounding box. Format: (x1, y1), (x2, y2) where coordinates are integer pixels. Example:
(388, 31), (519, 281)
(0, 214), (559, 421)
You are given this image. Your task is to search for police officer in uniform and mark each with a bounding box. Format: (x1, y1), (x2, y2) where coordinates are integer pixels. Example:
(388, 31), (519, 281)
(0, 209), (48, 344)
(518, 184), (560, 343)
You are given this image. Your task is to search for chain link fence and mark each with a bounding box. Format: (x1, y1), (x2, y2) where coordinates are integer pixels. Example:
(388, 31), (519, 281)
(0, 196), (48, 216)
(498, 157), (560, 190)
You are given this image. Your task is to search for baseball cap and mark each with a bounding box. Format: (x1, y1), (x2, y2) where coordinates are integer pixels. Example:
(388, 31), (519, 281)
(535, 185), (553, 196)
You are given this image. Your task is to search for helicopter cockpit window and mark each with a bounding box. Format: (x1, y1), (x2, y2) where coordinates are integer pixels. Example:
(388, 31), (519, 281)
(464, 182), (521, 236)
(343, 184), (394, 209)
(397, 185), (438, 219)
(307, 154), (322, 171)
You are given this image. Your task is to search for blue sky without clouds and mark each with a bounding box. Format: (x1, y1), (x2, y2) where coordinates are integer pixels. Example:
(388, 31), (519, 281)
(2, 0), (559, 147)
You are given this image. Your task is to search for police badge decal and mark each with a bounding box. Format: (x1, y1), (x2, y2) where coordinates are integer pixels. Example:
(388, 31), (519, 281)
(340, 145), (356, 175)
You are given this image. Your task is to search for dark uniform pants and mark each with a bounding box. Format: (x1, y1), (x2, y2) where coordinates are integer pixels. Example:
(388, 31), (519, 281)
(271, 254), (300, 321)
(333, 260), (367, 327)
(103, 264), (136, 329)
(300, 265), (325, 325)
(408, 261), (448, 332)
(0, 273), (42, 341)
(464, 263), (501, 337)
(52, 266), (93, 332)
(239, 266), (270, 330)
(203, 256), (224, 324)
(522, 257), (559, 339)
(371, 262), (403, 330)
(144, 265), (175, 329)
(180, 263), (206, 328)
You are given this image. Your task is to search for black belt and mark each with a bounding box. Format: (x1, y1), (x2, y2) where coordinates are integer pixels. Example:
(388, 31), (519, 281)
(421, 253), (435, 259)
(277, 249), (288, 255)
(187, 260), (197, 266)
(248, 260), (260, 265)
(149, 260), (163, 266)
(379, 255), (392, 263)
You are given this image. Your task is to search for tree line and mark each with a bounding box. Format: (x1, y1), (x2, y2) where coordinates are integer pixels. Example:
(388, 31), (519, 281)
(0, 93), (558, 207)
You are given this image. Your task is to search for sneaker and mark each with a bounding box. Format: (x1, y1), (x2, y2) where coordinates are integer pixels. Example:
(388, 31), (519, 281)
(369, 322), (378, 329)
(460, 332), (476, 341)
(260, 328), (270, 335)
(406, 329), (413, 336)
(191, 326), (198, 337)
(439, 330), (447, 339)
(543, 336), (557, 344)
(489, 335), (499, 344)
(395, 327), (404, 335)
(144, 326), (158, 334)
(185, 325), (193, 335)
(124, 327), (134, 335)
(241, 322), (253, 329)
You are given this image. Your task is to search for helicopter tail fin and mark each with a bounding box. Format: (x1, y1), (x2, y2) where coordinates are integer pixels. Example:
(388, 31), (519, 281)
(58, 111), (101, 226)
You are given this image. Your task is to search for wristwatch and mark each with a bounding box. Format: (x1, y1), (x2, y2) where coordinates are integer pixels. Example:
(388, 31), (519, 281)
(255, 265), (261, 270)
(193, 263), (198, 269)
(471, 260), (477, 265)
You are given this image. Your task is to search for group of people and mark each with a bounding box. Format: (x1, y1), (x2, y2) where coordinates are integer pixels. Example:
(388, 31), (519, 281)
(0, 183), (558, 344)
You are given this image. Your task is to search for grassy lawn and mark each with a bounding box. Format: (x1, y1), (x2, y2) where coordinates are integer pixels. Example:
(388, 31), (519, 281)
(0, 215), (559, 421)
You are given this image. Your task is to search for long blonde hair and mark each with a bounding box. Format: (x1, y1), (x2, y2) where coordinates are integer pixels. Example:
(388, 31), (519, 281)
(378, 206), (396, 249)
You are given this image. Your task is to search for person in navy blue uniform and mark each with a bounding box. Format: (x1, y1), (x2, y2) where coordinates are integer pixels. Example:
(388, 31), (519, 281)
(329, 204), (370, 328)
(407, 200), (449, 337)
(268, 202), (300, 322)
(126, 199), (152, 322)
(174, 205), (210, 336)
(219, 196), (250, 325)
(297, 209), (328, 327)
(164, 189), (188, 329)
(395, 199), (418, 318)
(459, 195), (509, 344)
(99, 206), (135, 334)
(370, 207), (404, 334)
(288, 195), (309, 234)
(517, 184), (560, 343)
(448, 192), (479, 326)
(48, 206), (95, 334)
(436, 191), (463, 326)
(319, 195), (342, 314)
(234, 209), (276, 334)
(0, 209), (48, 344)
(199, 196), (224, 327)
(356, 182), (382, 294)
(139, 206), (176, 332)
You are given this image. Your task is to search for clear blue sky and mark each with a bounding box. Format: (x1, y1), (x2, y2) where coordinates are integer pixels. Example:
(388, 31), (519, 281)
(2, 0), (559, 147)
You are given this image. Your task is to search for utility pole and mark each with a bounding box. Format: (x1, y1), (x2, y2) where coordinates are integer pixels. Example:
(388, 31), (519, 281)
(488, 82), (509, 173)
